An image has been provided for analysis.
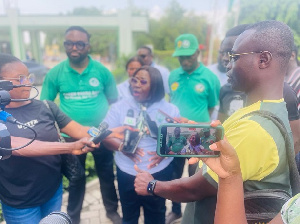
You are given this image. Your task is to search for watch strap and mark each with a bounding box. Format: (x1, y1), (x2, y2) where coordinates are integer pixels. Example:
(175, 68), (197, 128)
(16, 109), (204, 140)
(147, 179), (158, 196)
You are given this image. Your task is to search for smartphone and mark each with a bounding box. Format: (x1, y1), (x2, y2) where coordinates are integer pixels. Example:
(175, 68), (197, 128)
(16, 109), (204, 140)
(157, 123), (224, 157)
(158, 109), (181, 123)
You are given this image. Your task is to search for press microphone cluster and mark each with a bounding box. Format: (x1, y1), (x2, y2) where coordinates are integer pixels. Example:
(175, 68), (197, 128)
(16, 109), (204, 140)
(121, 106), (151, 154)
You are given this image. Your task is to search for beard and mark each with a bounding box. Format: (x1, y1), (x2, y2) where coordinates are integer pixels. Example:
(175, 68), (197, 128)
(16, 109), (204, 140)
(67, 51), (88, 64)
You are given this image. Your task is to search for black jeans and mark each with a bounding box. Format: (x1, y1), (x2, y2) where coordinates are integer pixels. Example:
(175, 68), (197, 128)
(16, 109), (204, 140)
(117, 164), (173, 224)
(66, 139), (118, 224)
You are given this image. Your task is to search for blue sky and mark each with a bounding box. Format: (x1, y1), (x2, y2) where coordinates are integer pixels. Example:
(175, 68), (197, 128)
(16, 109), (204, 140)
(8, 0), (229, 16)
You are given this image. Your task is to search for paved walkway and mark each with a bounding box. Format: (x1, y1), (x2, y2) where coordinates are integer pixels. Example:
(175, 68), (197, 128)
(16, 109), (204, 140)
(61, 162), (189, 224)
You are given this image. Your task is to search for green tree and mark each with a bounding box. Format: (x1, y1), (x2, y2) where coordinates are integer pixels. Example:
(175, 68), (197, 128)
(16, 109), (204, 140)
(133, 0), (209, 70)
(237, 0), (300, 47)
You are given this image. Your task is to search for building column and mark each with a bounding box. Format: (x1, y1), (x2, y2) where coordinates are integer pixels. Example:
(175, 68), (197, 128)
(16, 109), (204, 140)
(118, 9), (133, 56)
(29, 30), (42, 62)
(7, 8), (25, 59)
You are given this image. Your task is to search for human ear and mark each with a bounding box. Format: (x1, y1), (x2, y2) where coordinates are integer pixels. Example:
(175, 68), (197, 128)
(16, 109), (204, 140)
(258, 51), (272, 69)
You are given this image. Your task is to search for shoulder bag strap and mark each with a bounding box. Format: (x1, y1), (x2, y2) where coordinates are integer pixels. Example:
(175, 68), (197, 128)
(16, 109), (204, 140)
(241, 110), (300, 195)
(43, 100), (65, 143)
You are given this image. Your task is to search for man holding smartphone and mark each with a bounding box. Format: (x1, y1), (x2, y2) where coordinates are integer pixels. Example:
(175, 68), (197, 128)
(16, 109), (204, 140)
(134, 21), (294, 224)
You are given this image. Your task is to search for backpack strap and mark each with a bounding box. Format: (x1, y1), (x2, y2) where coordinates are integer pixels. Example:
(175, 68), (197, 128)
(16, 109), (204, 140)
(241, 110), (300, 196)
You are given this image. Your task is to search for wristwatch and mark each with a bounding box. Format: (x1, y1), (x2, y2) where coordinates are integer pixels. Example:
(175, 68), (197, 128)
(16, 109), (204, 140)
(147, 179), (158, 196)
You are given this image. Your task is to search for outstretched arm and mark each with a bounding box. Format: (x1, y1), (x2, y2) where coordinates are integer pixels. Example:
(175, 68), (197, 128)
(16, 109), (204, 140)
(11, 136), (94, 157)
(134, 165), (217, 202)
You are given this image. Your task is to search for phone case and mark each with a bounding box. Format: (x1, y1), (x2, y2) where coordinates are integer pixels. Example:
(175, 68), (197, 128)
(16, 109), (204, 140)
(156, 123), (224, 158)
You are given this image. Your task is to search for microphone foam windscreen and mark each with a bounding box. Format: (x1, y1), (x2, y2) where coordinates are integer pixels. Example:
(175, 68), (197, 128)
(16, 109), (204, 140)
(39, 211), (72, 224)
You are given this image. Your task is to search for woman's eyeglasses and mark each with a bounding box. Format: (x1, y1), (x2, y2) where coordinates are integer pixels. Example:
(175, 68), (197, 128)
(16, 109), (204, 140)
(1, 73), (35, 85)
(64, 41), (89, 50)
(130, 77), (148, 85)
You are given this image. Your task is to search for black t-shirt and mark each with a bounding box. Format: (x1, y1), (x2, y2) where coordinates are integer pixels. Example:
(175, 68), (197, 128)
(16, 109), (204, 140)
(283, 82), (299, 121)
(219, 82), (299, 121)
(219, 83), (246, 119)
(0, 100), (72, 208)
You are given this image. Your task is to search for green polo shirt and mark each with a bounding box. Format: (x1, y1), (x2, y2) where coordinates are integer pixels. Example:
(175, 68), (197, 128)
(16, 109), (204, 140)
(40, 55), (118, 127)
(201, 135), (216, 150)
(169, 63), (220, 122)
(167, 136), (187, 153)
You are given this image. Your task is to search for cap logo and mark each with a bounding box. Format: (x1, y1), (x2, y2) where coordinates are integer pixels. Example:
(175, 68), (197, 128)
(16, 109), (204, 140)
(182, 40), (190, 48)
(177, 41), (182, 48)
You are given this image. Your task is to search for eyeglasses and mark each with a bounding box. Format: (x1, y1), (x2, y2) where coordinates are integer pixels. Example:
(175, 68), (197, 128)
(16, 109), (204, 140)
(63, 41), (89, 50)
(130, 77), (148, 85)
(1, 73), (35, 85)
(228, 51), (272, 62)
(138, 54), (148, 59)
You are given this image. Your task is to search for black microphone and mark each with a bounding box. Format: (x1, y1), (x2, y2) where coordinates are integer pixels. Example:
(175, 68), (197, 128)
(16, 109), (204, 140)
(123, 109), (135, 148)
(0, 122), (12, 160)
(39, 211), (72, 224)
(90, 122), (112, 144)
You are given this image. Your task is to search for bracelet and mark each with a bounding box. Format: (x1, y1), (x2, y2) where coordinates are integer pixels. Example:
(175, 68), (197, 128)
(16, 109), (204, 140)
(147, 179), (158, 196)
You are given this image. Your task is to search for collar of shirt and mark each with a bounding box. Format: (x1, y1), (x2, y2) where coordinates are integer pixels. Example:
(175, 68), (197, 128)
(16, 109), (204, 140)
(179, 62), (204, 77)
(65, 55), (93, 75)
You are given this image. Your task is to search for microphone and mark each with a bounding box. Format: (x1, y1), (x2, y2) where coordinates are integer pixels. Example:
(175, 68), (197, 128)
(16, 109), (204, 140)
(90, 122), (112, 144)
(0, 123), (11, 160)
(39, 211), (72, 224)
(123, 109), (135, 148)
(122, 106), (147, 154)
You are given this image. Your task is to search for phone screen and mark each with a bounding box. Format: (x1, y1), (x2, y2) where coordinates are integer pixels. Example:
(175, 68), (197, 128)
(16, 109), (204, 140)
(157, 124), (223, 157)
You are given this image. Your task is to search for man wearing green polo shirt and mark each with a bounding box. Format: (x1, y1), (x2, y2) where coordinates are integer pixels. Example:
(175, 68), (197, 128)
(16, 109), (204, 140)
(167, 127), (187, 154)
(166, 34), (220, 224)
(201, 128), (216, 150)
(169, 33), (220, 123)
(40, 26), (121, 224)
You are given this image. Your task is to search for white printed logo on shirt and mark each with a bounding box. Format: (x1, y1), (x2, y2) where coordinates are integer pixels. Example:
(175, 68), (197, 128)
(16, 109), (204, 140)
(89, 78), (100, 87)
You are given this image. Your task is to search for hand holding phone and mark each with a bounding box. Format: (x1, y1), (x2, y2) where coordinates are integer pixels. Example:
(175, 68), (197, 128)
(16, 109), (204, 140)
(157, 123), (224, 157)
(158, 109), (181, 123)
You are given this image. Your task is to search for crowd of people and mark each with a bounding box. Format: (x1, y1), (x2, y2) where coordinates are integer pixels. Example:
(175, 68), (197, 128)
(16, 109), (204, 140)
(0, 19), (300, 224)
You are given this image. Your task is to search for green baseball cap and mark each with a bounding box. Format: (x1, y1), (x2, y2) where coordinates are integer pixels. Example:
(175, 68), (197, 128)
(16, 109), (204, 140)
(172, 34), (199, 57)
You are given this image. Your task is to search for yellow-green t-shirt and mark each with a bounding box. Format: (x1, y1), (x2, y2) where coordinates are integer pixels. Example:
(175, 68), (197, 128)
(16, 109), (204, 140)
(203, 99), (292, 193)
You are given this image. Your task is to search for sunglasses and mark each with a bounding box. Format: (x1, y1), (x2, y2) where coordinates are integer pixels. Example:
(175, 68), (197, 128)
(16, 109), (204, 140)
(64, 41), (89, 50)
(1, 73), (35, 85)
(130, 77), (148, 85)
